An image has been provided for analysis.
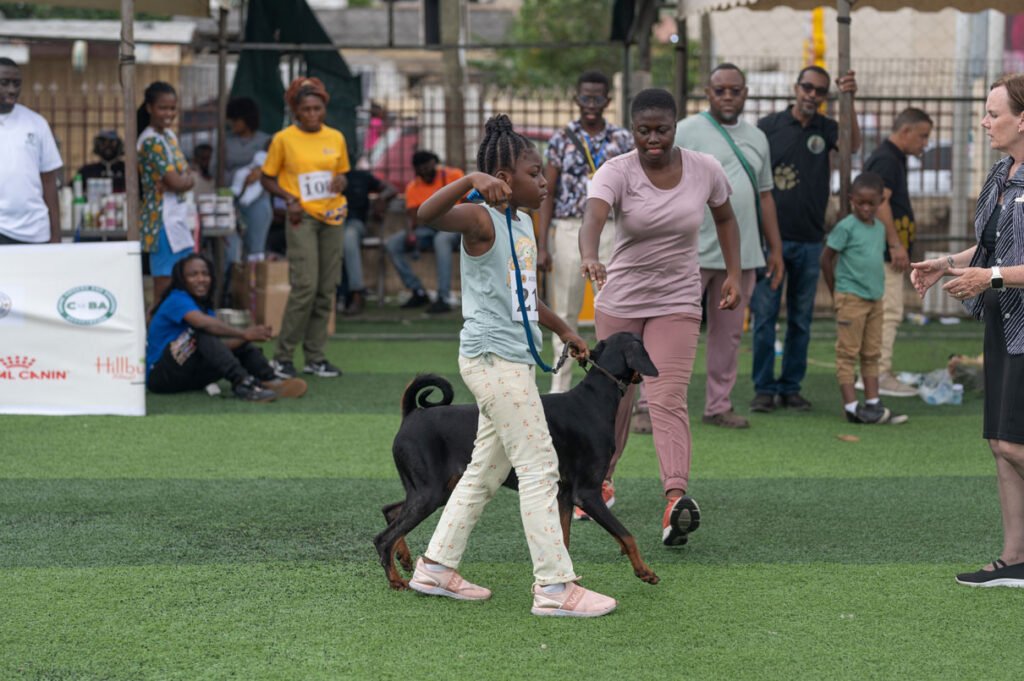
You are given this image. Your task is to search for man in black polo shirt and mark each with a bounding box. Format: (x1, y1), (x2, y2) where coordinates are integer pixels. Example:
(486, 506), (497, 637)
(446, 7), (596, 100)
(864, 107), (932, 397)
(750, 65), (860, 413)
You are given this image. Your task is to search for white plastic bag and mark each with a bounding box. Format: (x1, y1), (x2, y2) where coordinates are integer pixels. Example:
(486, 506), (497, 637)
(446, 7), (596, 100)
(918, 369), (963, 405)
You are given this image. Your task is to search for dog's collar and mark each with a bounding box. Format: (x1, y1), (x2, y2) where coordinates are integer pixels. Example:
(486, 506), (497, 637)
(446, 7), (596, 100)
(583, 359), (630, 395)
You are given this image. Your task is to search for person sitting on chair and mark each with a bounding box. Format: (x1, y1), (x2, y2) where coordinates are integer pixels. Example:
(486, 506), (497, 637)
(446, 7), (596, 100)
(385, 150), (465, 313)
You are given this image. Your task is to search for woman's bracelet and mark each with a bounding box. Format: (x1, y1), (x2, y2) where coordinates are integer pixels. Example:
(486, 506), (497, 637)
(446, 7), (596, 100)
(945, 255), (955, 270)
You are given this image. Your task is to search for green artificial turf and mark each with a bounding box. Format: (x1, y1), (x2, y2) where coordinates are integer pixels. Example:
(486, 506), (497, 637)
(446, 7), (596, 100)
(2, 316), (1022, 680)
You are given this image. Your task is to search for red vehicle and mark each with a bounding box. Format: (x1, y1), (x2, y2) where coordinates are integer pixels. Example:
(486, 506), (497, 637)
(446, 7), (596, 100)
(365, 122), (555, 191)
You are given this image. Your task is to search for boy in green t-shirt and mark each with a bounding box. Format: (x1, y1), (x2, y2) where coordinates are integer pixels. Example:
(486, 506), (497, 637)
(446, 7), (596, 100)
(821, 172), (908, 425)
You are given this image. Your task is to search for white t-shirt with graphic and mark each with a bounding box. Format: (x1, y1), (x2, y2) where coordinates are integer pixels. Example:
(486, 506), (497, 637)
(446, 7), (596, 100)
(0, 104), (63, 243)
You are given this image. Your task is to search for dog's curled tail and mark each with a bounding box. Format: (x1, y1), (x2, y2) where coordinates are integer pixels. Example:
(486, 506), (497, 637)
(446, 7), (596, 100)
(400, 374), (455, 418)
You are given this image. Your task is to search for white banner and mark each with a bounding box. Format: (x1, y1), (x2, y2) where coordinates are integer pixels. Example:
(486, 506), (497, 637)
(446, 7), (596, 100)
(0, 242), (146, 416)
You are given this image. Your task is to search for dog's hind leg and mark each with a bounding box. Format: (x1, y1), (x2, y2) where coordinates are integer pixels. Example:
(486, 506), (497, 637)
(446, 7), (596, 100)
(374, 495), (446, 590)
(556, 483), (574, 550)
(577, 493), (659, 585)
(394, 537), (413, 572)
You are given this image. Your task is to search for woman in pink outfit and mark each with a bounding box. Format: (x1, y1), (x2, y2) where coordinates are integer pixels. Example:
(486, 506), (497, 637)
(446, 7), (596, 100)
(579, 88), (742, 548)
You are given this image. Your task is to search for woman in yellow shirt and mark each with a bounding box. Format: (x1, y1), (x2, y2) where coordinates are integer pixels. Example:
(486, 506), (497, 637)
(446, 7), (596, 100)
(261, 77), (350, 378)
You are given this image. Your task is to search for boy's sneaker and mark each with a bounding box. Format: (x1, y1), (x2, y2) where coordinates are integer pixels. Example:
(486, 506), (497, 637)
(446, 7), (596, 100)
(232, 376), (276, 403)
(269, 359), (297, 379)
(878, 373), (919, 397)
(662, 495), (701, 547)
(846, 402), (909, 425)
(573, 479), (615, 521)
(263, 377), (308, 399)
(303, 360), (342, 378)
(408, 557), (492, 601)
(531, 583), (617, 618)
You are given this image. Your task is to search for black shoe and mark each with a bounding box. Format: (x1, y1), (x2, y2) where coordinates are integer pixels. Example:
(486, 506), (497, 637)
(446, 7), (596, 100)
(269, 359), (297, 379)
(303, 360), (342, 378)
(426, 299), (452, 314)
(233, 376), (276, 402)
(845, 402), (886, 423)
(401, 291), (430, 308)
(778, 393), (812, 411)
(750, 393), (776, 413)
(662, 495), (701, 547)
(956, 558), (1024, 587)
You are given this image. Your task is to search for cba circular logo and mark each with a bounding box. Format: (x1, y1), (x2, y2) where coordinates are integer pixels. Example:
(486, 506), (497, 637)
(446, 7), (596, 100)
(57, 285), (117, 326)
(0, 291), (11, 320)
(806, 134), (826, 154)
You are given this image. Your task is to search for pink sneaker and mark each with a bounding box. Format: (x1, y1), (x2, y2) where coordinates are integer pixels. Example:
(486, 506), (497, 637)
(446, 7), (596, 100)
(408, 557), (492, 601)
(573, 479), (616, 521)
(531, 583), (617, 618)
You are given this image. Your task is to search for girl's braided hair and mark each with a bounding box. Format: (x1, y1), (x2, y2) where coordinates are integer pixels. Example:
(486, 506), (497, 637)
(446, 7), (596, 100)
(476, 114), (534, 176)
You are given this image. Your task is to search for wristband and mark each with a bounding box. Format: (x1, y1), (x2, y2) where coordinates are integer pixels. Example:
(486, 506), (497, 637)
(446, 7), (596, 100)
(946, 255), (955, 270)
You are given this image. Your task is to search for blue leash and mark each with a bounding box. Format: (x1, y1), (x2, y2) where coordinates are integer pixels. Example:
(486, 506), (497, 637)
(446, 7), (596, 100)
(466, 189), (554, 373)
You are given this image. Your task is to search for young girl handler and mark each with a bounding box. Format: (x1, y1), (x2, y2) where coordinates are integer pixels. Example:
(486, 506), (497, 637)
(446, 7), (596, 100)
(408, 114), (618, 618)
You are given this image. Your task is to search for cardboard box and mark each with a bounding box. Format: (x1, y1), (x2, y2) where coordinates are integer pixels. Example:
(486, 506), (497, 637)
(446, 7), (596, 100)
(255, 260), (289, 289)
(254, 284), (291, 337)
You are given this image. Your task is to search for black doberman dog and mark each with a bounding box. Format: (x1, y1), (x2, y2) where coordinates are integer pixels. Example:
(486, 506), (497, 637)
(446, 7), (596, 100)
(374, 331), (660, 590)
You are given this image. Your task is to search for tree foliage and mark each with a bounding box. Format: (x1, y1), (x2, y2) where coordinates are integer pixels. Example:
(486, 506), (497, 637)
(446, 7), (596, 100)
(474, 0), (621, 89)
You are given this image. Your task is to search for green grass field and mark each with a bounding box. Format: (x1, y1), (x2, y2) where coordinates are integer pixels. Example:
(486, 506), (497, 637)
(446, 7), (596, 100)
(2, 314), (1022, 680)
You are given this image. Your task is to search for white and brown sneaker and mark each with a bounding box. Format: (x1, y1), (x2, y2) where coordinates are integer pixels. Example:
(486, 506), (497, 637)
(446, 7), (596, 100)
(408, 557), (492, 601)
(264, 377), (308, 399)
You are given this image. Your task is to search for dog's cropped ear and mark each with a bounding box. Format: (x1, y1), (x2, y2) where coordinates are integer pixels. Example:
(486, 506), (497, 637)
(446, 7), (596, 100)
(590, 339), (607, 363)
(626, 342), (658, 377)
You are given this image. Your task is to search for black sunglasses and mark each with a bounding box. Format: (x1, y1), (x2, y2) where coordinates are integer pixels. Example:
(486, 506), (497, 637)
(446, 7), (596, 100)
(798, 82), (829, 97)
(576, 95), (609, 107)
(711, 86), (744, 98)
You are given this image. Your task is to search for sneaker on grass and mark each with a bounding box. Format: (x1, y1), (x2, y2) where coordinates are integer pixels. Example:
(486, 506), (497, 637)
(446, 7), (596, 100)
(955, 559), (1024, 588)
(303, 360), (342, 378)
(662, 495), (701, 547)
(232, 376), (276, 402)
(269, 359), (297, 379)
(408, 557), (491, 601)
(573, 479), (615, 521)
(531, 583), (616, 618)
(264, 377), (308, 399)
(878, 373), (919, 397)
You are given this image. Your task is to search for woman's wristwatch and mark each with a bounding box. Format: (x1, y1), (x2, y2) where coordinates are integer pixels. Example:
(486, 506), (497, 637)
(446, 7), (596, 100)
(991, 266), (1004, 289)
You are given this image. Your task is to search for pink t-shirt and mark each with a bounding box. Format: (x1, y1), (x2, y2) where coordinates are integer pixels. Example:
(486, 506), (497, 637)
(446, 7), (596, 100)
(588, 148), (731, 318)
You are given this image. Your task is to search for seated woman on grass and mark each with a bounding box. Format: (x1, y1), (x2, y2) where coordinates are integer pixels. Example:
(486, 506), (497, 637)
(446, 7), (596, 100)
(146, 253), (307, 402)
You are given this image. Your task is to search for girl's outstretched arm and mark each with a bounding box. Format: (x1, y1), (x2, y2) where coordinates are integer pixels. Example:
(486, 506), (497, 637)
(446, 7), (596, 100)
(418, 172), (510, 235)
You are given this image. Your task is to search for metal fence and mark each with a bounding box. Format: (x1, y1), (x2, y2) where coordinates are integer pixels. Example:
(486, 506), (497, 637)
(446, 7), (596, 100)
(19, 73), (988, 254)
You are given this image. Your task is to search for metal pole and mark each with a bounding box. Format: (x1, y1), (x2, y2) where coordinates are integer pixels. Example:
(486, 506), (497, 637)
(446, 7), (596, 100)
(120, 0), (140, 243)
(441, 0), (465, 170)
(837, 0), (852, 219)
(674, 16), (688, 118)
(216, 6), (228, 188)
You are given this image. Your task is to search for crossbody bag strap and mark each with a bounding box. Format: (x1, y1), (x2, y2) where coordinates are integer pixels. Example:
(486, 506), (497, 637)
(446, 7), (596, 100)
(700, 112), (765, 250)
(563, 125), (597, 175)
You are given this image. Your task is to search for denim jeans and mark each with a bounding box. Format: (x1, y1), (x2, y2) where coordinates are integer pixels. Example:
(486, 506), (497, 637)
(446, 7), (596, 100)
(342, 218), (367, 292)
(385, 226), (460, 300)
(225, 194), (274, 265)
(750, 240), (823, 396)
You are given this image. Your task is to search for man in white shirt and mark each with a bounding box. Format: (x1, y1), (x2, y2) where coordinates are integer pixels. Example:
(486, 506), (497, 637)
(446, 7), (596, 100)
(0, 58), (63, 245)
(675, 63), (784, 428)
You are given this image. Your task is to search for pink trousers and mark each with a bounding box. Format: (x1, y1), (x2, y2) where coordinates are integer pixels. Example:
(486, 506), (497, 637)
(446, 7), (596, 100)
(700, 268), (757, 416)
(596, 310), (702, 494)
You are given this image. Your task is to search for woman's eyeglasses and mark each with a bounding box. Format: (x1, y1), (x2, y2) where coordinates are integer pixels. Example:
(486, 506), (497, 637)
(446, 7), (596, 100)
(711, 87), (744, 98)
(576, 95), (609, 107)
(798, 82), (830, 97)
